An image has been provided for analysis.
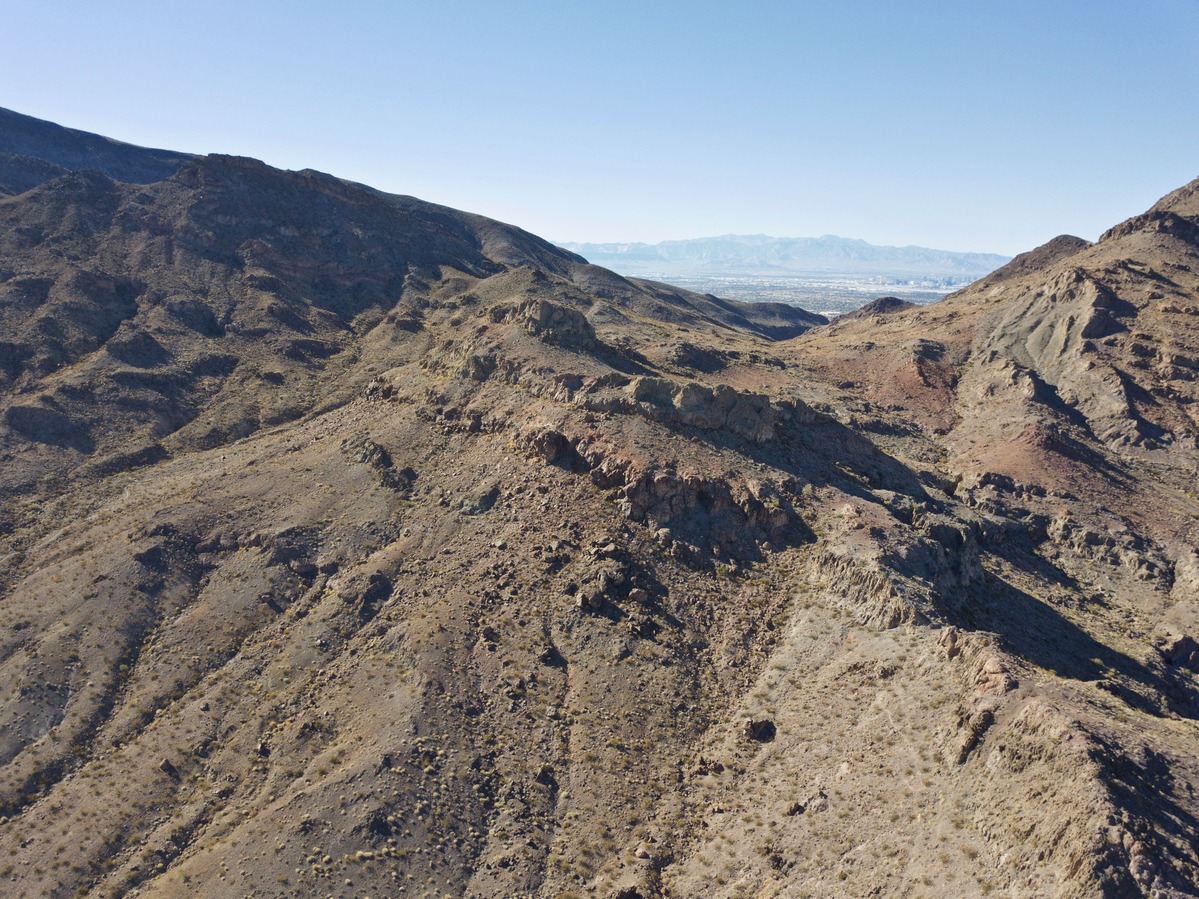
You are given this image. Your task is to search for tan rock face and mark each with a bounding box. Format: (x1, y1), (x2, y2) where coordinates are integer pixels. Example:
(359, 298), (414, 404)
(0, 116), (1198, 898)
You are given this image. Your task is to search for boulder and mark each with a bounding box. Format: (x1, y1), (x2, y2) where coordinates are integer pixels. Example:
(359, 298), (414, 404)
(743, 718), (776, 742)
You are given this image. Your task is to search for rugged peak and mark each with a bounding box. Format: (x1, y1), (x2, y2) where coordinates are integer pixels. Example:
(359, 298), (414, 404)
(1093, 178), (1199, 246)
(972, 234), (1091, 288)
(837, 295), (917, 320)
(1149, 174), (1199, 217)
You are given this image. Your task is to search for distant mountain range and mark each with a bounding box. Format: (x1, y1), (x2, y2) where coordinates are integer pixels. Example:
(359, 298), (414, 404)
(558, 234), (1011, 281)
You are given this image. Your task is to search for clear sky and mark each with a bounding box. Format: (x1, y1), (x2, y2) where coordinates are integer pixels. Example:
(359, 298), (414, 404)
(5, 1), (1198, 255)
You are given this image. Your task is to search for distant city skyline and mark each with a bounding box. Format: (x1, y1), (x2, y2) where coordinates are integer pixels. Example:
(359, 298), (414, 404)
(5, 0), (1197, 256)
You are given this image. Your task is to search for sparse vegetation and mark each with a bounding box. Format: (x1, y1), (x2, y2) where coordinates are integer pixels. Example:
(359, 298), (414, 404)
(0, 108), (1194, 899)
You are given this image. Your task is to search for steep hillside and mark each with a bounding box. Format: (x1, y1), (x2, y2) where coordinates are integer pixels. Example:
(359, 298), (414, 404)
(0, 113), (1196, 899)
(782, 177), (1199, 896)
(0, 107), (193, 196)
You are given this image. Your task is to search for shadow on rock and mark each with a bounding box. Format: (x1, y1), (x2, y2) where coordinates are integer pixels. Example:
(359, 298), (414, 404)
(965, 570), (1172, 718)
(5, 404), (94, 452)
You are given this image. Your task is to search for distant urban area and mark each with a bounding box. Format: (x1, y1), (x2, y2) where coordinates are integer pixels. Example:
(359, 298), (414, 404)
(615, 273), (976, 317)
(559, 234), (1010, 315)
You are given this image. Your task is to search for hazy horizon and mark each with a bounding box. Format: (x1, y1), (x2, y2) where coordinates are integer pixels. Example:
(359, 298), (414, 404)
(556, 232), (1015, 257)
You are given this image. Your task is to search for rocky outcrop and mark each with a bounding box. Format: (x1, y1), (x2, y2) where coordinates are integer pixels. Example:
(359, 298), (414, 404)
(516, 297), (598, 349)
(1046, 513), (1174, 586)
(627, 377), (777, 442)
(1155, 633), (1199, 672)
(616, 468), (808, 557)
(571, 375), (823, 444)
(521, 420), (813, 561)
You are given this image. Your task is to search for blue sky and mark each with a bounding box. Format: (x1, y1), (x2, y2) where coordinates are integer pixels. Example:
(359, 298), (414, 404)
(6, 1), (1198, 254)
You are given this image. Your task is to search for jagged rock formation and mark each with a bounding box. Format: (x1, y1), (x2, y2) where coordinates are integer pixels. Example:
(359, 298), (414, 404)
(0, 107), (1197, 898)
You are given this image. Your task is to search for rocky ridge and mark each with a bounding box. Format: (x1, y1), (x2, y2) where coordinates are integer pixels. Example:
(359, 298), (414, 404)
(0, 108), (1196, 898)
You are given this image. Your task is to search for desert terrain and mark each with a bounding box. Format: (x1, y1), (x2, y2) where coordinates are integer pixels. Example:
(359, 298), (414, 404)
(0, 107), (1197, 897)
